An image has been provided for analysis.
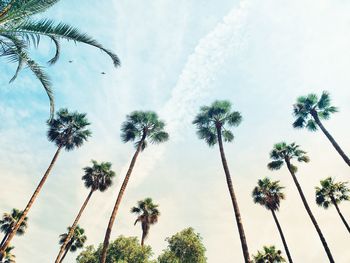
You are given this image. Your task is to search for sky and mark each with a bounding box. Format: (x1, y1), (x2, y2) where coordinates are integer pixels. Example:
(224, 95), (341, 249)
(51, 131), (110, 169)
(1, 0), (350, 262)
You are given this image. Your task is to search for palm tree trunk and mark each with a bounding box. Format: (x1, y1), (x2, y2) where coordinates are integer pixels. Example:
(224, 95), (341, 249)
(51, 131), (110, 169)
(55, 189), (94, 263)
(216, 126), (251, 263)
(0, 233), (9, 247)
(285, 160), (334, 263)
(312, 112), (350, 166)
(0, 146), (62, 258)
(332, 199), (350, 233)
(271, 210), (293, 263)
(100, 136), (146, 263)
(59, 247), (70, 263)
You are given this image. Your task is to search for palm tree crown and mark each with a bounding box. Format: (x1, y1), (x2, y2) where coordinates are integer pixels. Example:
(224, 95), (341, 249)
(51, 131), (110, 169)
(293, 91), (338, 131)
(0, 0), (120, 117)
(267, 142), (310, 172)
(252, 177), (285, 211)
(253, 246), (286, 263)
(82, 160), (116, 192)
(121, 111), (169, 150)
(192, 100), (242, 146)
(316, 177), (349, 209)
(0, 209), (28, 236)
(59, 225), (86, 252)
(47, 108), (91, 151)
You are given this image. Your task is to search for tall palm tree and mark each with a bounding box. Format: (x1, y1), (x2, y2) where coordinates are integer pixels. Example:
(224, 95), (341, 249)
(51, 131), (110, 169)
(3, 246), (15, 263)
(316, 177), (350, 233)
(193, 100), (250, 263)
(252, 178), (293, 263)
(58, 225), (87, 263)
(0, 108), (91, 258)
(268, 142), (334, 262)
(253, 245), (286, 263)
(131, 198), (160, 246)
(100, 111), (169, 263)
(0, 0), (120, 118)
(55, 160), (116, 263)
(0, 209), (28, 247)
(293, 91), (350, 166)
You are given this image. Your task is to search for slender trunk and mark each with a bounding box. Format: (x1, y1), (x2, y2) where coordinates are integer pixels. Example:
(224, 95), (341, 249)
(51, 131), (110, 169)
(312, 111), (350, 166)
(59, 241), (73, 263)
(271, 210), (293, 263)
(216, 126), (250, 263)
(0, 232), (9, 247)
(55, 189), (94, 263)
(141, 221), (149, 247)
(332, 199), (350, 233)
(100, 136), (146, 263)
(141, 231), (146, 247)
(285, 159), (334, 263)
(0, 147), (62, 257)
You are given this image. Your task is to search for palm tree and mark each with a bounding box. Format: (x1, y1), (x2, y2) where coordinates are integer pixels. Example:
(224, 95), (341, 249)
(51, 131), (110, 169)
(100, 111), (169, 263)
(131, 198), (160, 246)
(0, 0), (120, 118)
(268, 142), (334, 262)
(58, 225), (87, 263)
(0, 209), (28, 247)
(253, 245), (286, 263)
(316, 177), (350, 233)
(252, 178), (293, 263)
(3, 246), (15, 263)
(55, 160), (116, 263)
(193, 100), (250, 263)
(293, 91), (350, 166)
(0, 108), (91, 258)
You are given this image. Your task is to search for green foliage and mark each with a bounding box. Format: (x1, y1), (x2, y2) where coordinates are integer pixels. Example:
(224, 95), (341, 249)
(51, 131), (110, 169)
(3, 246), (15, 263)
(293, 91), (338, 131)
(193, 100), (242, 147)
(0, 208), (28, 236)
(0, 0), (120, 118)
(267, 142), (309, 172)
(121, 111), (169, 150)
(252, 177), (285, 211)
(59, 225), (86, 253)
(131, 198), (160, 243)
(316, 177), (349, 209)
(47, 108), (91, 151)
(76, 236), (154, 263)
(82, 160), (116, 192)
(158, 228), (207, 263)
(253, 245), (286, 263)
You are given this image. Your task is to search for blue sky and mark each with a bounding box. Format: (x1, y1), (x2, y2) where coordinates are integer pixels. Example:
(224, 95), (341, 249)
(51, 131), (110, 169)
(1, 0), (350, 262)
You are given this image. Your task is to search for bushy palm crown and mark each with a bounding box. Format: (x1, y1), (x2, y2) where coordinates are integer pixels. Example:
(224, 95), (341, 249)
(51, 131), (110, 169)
(315, 177), (349, 209)
(192, 100), (242, 146)
(0, 209), (28, 235)
(252, 177), (285, 211)
(121, 111), (169, 150)
(47, 108), (91, 151)
(253, 246), (286, 263)
(59, 225), (86, 252)
(293, 91), (338, 131)
(131, 198), (160, 236)
(267, 142), (310, 173)
(82, 160), (115, 192)
(3, 246), (15, 263)
(0, 0), (120, 117)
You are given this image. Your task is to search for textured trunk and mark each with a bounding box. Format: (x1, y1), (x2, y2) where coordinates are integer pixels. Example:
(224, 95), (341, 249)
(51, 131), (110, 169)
(312, 111), (350, 166)
(271, 210), (293, 263)
(100, 135), (146, 263)
(0, 147), (62, 257)
(59, 240), (73, 263)
(216, 126), (250, 263)
(332, 199), (350, 233)
(286, 159), (334, 263)
(55, 189), (94, 263)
